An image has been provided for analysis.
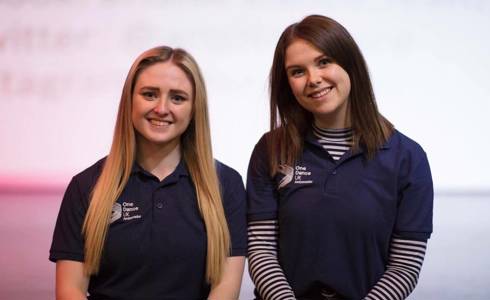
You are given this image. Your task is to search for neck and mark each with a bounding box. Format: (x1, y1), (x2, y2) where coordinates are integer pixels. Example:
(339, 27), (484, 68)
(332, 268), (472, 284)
(136, 138), (182, 181)
(314, 114), (350, 129)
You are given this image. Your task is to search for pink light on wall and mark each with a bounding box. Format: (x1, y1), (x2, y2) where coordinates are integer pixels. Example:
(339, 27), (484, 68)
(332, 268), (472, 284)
(0, 175), (68, 195)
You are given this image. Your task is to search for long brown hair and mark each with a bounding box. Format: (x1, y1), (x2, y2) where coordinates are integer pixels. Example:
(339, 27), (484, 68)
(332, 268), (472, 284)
(82, 46), (230, 285)
(269, 15), (393, 174)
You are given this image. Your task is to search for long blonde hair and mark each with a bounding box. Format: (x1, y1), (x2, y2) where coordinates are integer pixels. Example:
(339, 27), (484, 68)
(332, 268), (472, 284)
(82, 46), (230, 285)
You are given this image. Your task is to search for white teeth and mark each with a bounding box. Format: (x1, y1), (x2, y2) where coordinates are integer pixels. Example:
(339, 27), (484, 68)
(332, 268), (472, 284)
(150, 119), (170, 126)
(310, 87), (332, 98)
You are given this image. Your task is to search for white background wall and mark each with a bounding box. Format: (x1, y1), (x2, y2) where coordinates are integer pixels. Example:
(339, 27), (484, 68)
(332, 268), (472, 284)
(1, 0), (489, 191)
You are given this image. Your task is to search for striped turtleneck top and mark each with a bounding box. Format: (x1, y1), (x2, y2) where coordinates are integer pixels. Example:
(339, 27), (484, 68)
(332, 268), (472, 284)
(312, 124), (353, 160)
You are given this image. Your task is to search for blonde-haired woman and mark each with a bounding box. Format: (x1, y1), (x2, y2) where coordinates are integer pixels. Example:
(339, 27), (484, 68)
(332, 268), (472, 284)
(50, 46), (246, 300)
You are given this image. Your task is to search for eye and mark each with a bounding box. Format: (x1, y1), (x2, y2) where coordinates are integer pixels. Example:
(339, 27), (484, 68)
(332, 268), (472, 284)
(141, 91), (158, 100)
(318, 57), (331, 67)
(289, 68), (305, 78)
(171, 94), (188, 104)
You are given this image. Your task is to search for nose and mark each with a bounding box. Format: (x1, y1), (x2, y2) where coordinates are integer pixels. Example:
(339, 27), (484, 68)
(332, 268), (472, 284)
(153, 98), (169, 115)
(307, 69), (322, 87)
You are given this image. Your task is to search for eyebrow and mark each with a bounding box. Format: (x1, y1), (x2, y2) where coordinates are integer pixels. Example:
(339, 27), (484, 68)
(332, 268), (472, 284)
(139, 86), (159, 92)
(285, 54), (328, 71)
(169, 89), (190, 97)
(138, 86), (190, 97)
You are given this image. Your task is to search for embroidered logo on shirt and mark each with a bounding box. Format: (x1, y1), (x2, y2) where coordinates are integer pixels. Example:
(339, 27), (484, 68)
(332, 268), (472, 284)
(110, 202), (122, 223)
(122, 202), (142, 221)
(278, 165), (294, 188)
(293, 165), (313, 184)
(278, 164), (313, 189)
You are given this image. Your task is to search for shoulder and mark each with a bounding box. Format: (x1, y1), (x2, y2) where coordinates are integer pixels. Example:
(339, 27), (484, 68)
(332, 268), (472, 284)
(250, 131), (275, 160)
(215, 159), (243, 186)
(386, 130), (427, 159)
(253, 132), (271, 150)
(70, 157), (107, 195)
(214, 160), (246, 209)
(253, 129), (285, 149)
(386, 130), (431, 179)
(58, 157), (107, 213)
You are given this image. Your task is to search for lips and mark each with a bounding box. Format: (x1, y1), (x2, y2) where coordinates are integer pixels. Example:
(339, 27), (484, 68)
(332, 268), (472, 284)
(308, 86), (333, 99)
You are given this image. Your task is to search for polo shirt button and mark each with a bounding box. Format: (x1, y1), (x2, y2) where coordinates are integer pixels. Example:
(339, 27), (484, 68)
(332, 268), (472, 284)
(332, 170), (337, 175)
(156, 202), (164, 209)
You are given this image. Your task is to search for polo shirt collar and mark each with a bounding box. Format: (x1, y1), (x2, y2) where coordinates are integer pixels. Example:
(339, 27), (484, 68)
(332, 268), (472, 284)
(131, 158), (190, 178)
(382, 130), (398, 150)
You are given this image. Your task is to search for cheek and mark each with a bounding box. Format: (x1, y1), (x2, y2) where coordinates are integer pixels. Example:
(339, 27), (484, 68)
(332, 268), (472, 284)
(342, 78), (351, 97)
(131, 110), (142, 135)
(288, 79), (303, 98)
(130, 99), (150, 133)
(131, 102), (141, 125)
(179, 104), (194, 125)
(337, 70), (351, 95)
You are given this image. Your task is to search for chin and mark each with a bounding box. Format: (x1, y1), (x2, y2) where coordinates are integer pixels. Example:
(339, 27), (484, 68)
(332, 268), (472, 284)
(141, 134), (176, 145)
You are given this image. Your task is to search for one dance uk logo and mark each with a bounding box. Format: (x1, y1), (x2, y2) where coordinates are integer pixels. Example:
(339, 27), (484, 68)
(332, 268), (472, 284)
(278, 164), (313, 189)
(110, 202), (142, 223)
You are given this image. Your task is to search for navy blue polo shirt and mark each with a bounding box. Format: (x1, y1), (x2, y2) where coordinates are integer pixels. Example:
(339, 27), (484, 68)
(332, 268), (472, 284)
(247, 129), (433, 299)
(50, 158), (247, 300)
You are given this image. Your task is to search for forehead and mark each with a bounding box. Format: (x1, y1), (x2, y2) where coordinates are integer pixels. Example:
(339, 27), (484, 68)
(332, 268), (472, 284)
(135, 61), (193, 92)
(285, 39), (324, 66)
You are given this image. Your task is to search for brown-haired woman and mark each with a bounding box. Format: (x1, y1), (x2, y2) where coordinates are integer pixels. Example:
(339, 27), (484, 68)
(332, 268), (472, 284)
(50, 46), (247, 299)
(247, 15), (433, 300)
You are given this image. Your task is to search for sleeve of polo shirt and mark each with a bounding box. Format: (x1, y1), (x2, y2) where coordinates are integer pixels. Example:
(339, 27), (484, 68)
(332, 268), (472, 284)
(49, 176), (87, 262)
(246, 134), (278, 221)
(220, 165), (248, 257)
(395, 146), (434, 241)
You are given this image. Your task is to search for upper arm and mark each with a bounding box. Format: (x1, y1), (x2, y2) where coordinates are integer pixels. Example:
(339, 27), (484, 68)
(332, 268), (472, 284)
(50, 178), (90, 299)
(50, 177), (87, 262)
(217, 162), (248, 257)
(56, 260), (89, 300)
(396, 147), (433, 240)
(246, 134), (279, 221)
(208, 256), (245, 300)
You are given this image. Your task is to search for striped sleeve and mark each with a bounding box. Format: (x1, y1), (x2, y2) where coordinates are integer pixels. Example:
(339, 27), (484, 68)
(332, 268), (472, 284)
(364, 237), (428, 300)
(248, 219), (296, 300)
